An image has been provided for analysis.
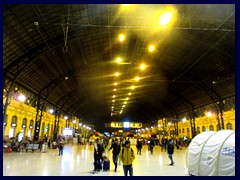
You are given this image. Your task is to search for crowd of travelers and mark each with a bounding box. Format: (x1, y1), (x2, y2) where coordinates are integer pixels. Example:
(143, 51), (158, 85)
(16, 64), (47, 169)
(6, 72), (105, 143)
(3, 134), (191, 176)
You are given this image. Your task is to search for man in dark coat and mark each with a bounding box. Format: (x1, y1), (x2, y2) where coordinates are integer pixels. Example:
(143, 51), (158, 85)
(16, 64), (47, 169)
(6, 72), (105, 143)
(108, 138), (121, 172)
(167, 138), (174, 165)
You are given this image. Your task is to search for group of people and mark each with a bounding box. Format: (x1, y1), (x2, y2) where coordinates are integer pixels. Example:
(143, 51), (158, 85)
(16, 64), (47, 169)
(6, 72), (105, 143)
(93, 136), (175, 176)
(93, 138), (135, 176)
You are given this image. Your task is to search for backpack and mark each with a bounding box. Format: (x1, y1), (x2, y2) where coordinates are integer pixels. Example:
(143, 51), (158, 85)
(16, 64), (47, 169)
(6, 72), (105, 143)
(122, 147), (133, 157)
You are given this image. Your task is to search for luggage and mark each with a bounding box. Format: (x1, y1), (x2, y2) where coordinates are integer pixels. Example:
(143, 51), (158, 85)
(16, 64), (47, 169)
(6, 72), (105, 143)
(41, 144), (48, 153)
(103, 160), (110, 171)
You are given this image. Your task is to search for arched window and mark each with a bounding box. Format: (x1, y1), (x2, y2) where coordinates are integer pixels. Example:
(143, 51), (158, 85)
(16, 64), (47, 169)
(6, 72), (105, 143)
(182, 128), (185, 133)
(30, 120), (34, 129)
(47, 123), (50, 135)
(209, 125), (214, 131)
(11, 116), (18, 127)
(187, 128), (190, 133)
(202, 126), (206, 132)
(216, 124), (220, 131)
(22, 118), (27, 128)
(179, 129), (181, 133)
(4, 114), (8, 126)
(197, 127), (200, 134)
(226, 123), (232, 130)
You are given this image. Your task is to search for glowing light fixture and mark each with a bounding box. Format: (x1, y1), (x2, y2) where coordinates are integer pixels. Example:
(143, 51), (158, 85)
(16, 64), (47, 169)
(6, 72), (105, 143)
(114, 82), (118, 86)
(17, 94), (26, 102)
(135, 76), (139, 81)
(206, 111), (212, 117)
(115, 72), (120, 77)
(126, 97), (129, 100)
(159, 12), (172, 26)
(131, 85), (135, 90)
(140, 64), (146, 70)
(116, 57), (122, 63)
(64, 116), (68, 120)
(182, 118), (187, 122)
(128, 92), (132, 96)
(119, 34), (125, 42)
(49, 109), (54, 114)
(113, 89), (117, 91)
(113, 95), (116, 98)
(148, 45), (155, 52)
(112, 100), (115, 102)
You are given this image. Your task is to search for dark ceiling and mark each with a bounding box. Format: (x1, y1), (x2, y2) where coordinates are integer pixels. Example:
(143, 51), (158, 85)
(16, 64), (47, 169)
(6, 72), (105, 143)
(3, 4), (235, 131)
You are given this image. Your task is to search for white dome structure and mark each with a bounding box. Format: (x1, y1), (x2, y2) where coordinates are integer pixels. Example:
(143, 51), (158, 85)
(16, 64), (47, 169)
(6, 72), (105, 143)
(186, 130), (235, 176)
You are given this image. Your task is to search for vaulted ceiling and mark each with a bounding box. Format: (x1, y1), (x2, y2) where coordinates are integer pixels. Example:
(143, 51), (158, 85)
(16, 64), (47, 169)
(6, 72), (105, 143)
(3, 4), (235, 131)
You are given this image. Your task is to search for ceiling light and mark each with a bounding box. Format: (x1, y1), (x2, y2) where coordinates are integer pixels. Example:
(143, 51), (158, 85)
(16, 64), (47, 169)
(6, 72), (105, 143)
(113, 95), (116, 98)
(135, 77), (139, 81)
(128, 92), (132, 96)
(140, 64), (146, 70)
(159, 12), (172, 26)
(114, 82), (118, 86)
(113, 89), (117, 91)
(119, 34), (125, 42)
(148, 45), (155, 52)
(116, 57), (122, 63)
(115, 72), (120, 77)
(131, 85), (135, 90)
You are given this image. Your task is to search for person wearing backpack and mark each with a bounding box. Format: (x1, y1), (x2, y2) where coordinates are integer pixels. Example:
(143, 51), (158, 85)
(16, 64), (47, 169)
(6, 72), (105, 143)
(119, 140), (135, 176)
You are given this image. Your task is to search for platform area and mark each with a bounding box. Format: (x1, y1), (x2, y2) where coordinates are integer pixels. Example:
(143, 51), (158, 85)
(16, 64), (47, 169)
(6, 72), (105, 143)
(3, 143), (189, 176)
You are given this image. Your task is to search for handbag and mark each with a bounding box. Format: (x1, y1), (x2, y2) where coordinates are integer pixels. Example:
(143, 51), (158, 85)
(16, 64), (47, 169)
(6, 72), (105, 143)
(118, 159), (122, 166)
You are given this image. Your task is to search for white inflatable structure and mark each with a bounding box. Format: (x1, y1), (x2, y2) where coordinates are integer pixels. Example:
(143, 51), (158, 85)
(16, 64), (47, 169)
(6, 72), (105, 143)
(186, 130), (235, 176)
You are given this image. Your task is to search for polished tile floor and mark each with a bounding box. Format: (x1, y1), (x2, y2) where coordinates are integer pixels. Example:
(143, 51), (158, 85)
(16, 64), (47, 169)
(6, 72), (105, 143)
(3, 143), (189, 176)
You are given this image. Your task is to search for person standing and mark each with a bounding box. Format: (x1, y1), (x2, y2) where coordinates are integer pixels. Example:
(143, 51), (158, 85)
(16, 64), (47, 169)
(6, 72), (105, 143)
(149, 137), (155, 155)
(119, 140), (135, 176)
(93, 139), (105, 172)
(167, 138), (174, 165)
(58, 137), (65, 156)
(108, 138), (121, 172)
(136, 139), (142, 155)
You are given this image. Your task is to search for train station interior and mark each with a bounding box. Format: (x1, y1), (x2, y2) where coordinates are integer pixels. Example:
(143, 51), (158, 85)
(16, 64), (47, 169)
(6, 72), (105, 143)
(3, 4), (236, 176)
